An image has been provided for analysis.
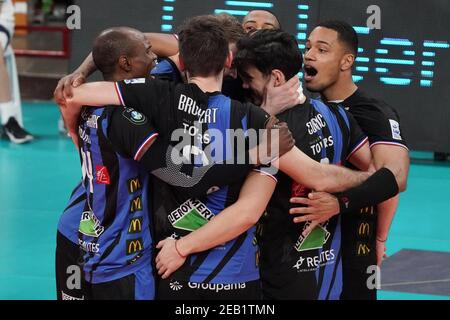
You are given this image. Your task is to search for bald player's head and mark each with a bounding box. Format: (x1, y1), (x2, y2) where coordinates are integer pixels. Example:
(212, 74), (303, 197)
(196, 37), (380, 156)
(242, 10), (281, 34)
(92, 27), (156, 79)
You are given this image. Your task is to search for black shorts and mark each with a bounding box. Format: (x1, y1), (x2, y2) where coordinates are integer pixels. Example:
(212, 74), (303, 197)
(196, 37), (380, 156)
(340, 213), (377, 300)
(157, 278), (262, 300)
(84, 265), (155, 300)
(340, 263), (377, 300)
(55, 231), (85, 300)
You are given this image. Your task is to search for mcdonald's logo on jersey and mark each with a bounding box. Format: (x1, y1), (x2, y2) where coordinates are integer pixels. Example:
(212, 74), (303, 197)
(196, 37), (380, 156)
(127, 177), (142, 194)
(358, 222), (372, 237)
(356, 242), (371, 256)
(128, 217), (143, 234)
(130, 196), (143, 213)
(126, 238), (143, 255)
(360, 206), (375, 215)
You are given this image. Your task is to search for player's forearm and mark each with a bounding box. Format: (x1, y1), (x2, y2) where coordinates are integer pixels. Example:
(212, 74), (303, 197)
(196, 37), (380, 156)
(75, 53), (97, 78)
(380, 161), (408, 192)
(68, 82), (119, 107)
(372, 146), (410, 192)
(177, 173), (275, 256)
(376, 195), (399, 241)
(144, 33), (179, 57)
(275, 147), (369, 193)
(317, 165), (370, 193)
(176, 201), (259, 256)
(334, 168), (399, 213)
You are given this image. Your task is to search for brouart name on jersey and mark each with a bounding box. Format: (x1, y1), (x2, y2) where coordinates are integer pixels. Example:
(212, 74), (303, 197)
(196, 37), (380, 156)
(178, 94), (218, 123)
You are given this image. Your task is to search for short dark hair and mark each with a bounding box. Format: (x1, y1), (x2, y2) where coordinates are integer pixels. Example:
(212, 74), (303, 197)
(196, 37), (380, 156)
(316, 20), (358, 56)
(215, 13), (246, 43)
(92, 27), (141, 76)
(178, 15), (229, 77)
(234, 29), (302, 80)
(243, 10), (282, 29)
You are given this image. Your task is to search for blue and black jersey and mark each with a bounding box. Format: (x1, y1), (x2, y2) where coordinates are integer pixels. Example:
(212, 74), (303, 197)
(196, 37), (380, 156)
(151, 58), (183, 84)
(57, 182), (85, 244)
(257, 99), (367, 300)
(77, 106), (158, 285)
(116, 79), (271, 284)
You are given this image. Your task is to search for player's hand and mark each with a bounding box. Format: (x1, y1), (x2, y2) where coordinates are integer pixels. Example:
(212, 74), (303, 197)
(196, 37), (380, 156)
(259, 119), (295, 164)
(59, 97), (82, 148)
(54, 71), (87, 106)
(376, 238), (388, 267)
(261, 75), (307, 116)
(290, 192), (340, 236)
(276, 121), (296, 157)
(155, 238), (187, 279)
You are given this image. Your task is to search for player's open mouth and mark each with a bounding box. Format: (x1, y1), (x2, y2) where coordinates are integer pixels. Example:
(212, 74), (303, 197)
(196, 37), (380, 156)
(303, 65), (318, 81)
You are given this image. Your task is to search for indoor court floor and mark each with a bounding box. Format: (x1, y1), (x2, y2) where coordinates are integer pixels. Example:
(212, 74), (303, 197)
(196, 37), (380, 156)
(0, 102), (449, 300)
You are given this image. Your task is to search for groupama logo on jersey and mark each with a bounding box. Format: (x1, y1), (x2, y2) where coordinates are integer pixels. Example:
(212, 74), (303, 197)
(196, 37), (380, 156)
(168, 199), (215, 232)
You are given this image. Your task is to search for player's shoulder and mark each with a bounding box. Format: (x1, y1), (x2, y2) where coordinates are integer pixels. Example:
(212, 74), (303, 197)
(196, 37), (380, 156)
(346, 89), (400, 121)
(151, 59), (184, 85)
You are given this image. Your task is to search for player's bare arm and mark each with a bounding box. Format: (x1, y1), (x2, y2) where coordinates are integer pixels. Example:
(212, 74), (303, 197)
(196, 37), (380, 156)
(155, 170), (277, 279)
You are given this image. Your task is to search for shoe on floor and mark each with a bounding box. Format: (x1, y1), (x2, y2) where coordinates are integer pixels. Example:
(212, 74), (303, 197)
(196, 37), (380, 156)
(2, 117), (34, 144)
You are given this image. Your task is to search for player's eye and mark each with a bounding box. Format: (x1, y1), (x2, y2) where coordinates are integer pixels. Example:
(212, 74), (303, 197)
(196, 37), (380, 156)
(245, 26), (256, 33)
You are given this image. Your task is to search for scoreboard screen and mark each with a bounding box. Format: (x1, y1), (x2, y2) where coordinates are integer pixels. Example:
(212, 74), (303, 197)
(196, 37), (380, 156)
(72, 0), (450, 152)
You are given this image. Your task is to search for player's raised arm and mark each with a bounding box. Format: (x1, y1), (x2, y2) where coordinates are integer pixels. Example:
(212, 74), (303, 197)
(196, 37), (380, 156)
(274, 146), (371, 193)
(155, 170), (277, 279)
(67, 82), (120, 107)
(60, 81), (120, 144)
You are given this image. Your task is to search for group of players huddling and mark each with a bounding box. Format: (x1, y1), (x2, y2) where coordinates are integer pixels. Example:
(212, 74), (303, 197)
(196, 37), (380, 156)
(54, 10), (409, 300)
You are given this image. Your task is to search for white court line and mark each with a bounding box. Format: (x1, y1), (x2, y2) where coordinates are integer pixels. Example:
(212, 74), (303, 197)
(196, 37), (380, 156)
(382, 278), (450, 287)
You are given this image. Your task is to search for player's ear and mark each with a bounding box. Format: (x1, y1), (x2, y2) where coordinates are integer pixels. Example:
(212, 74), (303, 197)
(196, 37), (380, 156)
(224, 50), (233, 69)
(341, 53), (355, 71)
(119, 55), (132, 72)
(271, 69), (286, 87)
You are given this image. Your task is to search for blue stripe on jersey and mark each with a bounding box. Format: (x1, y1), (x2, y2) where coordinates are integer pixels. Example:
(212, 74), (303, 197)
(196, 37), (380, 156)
(337, 106), (350, 131)
(309, 99), (345, 299)
(241, 115), (248, 133)
(319, 216), (343, 300)
(189, 226), (258, 284)
(151, 59), (173, 75)
(310, 99), (343, 164)
(185, 94), (259, 284)
(57, 182), (85, 243)
(85, 109), (108, 217)
(134, 265), (155, 300)
(328, 245), (343, 300)
(79, 107), (153, 284)
(207, 95), (232, 163)
(150, 59), (181, 83)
